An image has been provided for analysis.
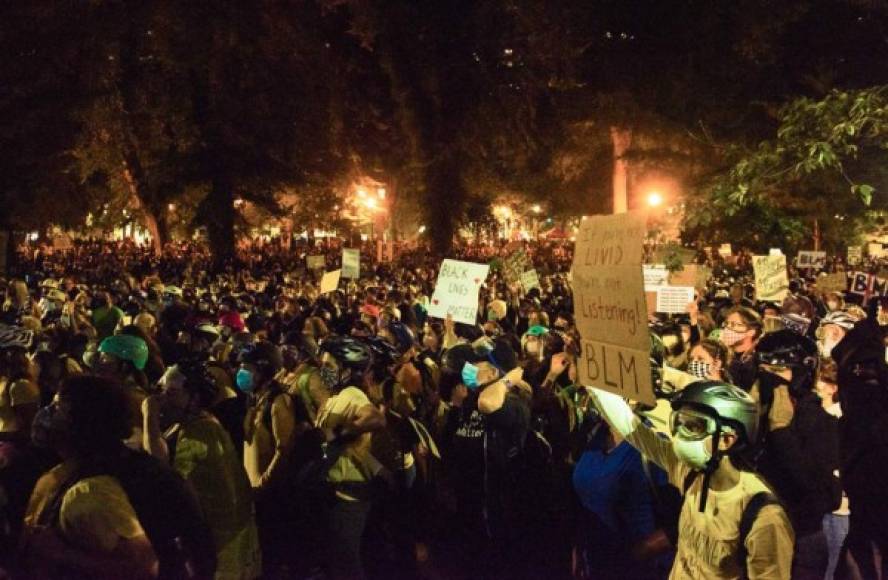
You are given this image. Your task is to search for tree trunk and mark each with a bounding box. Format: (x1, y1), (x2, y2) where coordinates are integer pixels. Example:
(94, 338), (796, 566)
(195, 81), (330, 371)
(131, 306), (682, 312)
(203, 176), (236, 269)
(611, 126), (632, 214)
(141, 209), (165, 255)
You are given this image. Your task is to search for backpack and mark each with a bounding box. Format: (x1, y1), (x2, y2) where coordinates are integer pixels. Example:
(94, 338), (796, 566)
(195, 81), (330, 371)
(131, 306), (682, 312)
(45, 448), (216, 580)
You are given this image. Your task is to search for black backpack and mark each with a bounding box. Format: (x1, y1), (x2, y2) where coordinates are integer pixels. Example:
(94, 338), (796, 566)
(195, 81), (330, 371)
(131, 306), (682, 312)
(45, 448), (217, 580)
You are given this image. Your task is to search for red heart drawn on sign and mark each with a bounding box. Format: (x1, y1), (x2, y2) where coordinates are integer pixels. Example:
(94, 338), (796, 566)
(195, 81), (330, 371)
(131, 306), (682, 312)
(432, 299), (439, 305)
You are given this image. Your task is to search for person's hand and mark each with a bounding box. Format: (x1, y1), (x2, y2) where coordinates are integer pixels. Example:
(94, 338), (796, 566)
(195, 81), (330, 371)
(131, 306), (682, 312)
(686, 299), (699, 323)
(769, 385), (794, 431)
(444, 313), (454, 333)
(504, 366), (524, 385)
(547, 352), (570, 381)
(451, 384), (468, 408)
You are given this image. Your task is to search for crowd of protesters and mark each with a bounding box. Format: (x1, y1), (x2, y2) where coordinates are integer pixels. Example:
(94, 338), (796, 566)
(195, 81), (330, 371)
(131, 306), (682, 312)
(0, 237), (885, 580)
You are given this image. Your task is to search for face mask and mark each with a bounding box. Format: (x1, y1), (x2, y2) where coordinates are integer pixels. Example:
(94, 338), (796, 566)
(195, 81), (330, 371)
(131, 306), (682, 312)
(688, 360), (712, 380)
(461, 362), (480, 389)
(720, 327), (746, 347)
(235, 368), (255, 393)
(320, 366), (340, 390)
(672, 437), (712, 470)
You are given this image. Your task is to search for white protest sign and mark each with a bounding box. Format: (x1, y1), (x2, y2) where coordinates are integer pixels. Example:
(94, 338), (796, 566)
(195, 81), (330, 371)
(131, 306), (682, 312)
(643, 265), (669, 291)
(307, 255), (325, 270)
(427, 259), (490, 325)
(769, 248), (783, 257)
(868, 243), (885, 259)
(319, 270), (341, 294)
(341, 248), (360, 279)
(519, 269), (540, 292)
(572, 211), (654, 406)
(796, 251), (826, 269)
(752, 255), (789, 302)
(718, 243), (732, 257)
(655, 286), (695, 314)
(847, 246), (862, 265)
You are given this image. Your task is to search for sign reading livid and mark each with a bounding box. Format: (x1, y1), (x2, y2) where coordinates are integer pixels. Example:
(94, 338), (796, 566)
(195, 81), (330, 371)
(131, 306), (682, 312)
(427, 259), (490, 325)
(571, 211), (654, 406)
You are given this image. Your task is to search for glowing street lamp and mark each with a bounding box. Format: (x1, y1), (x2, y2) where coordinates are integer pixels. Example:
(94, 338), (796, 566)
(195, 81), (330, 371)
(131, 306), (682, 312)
(531, 204), (542, 214)
(364, 197), (378, 210)
(646, 191), (664, 208)
(377, 187), (386, 199)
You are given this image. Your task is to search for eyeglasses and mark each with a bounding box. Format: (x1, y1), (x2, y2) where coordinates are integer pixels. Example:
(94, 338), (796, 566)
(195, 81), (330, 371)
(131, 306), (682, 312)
(670, 410), (716, 440)
(722, 322), (749, 331)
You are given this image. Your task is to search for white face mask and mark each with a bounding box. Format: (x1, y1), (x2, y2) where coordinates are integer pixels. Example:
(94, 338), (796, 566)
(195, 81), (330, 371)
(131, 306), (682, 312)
(672, 437), (712, 470)
(720, 328), (746, 347)
(687, 360), (712, 380)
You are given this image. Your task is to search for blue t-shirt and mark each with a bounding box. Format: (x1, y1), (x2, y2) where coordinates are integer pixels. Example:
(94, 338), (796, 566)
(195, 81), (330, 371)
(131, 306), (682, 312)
(572, 441), (662, 543)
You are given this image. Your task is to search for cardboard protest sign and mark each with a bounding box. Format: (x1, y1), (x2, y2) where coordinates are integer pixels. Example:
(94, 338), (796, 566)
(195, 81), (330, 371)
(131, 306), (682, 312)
(656, 286), (695, 314)
(503, 250), (532, 285)
(643, 265), (669, 291)
(796, 251), (826, 269)
(341, 248), (360, 279)
(849, 272), (888, 304)
(817, 272), (848, 294)
(572, 211), (654, 406)
(717, 243), (732, 257)
(847, 246), (862, 265)
(752, 255), (789, 302)
(669, 264), (711, 289)
(319, 270), (341, 294)
(427, 259), (490, 325)
(519, 269), (540, 292)
(868, 243), (885, 259)
(307, 255), (325, 270)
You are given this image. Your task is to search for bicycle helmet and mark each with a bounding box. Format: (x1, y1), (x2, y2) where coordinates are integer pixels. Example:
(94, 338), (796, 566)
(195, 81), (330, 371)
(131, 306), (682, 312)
(319, 335), (373, 372)
(98, 334), (149, 371)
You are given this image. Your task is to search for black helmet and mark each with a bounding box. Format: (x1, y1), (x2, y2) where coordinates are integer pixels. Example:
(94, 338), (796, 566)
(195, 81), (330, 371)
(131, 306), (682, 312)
(361, 336), (401, 368)
(755, 330), (818, 373)
(238, 340), (283, 376)
(387, 320), (416, 354)
(319, 335), (373, 372)
(175, 361), (220, 408)
(670, 380), (760, 449)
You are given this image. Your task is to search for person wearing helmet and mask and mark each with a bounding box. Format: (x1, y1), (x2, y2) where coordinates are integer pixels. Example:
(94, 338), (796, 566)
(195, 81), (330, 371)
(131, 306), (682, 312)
(590, 381), (794, 579)
(239, 340), (297, 576)
(315, 336), (386, 580)
(143, 362), (262, 580)
(816, 311), (855, 360)
(753, 330), (841, 579)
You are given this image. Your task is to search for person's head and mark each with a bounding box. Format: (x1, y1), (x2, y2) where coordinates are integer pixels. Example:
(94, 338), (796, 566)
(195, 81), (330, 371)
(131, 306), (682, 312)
(669, 381), (759, 472)
(95, 334), (149, 379)
(422, 321), (444, 352)
(520, 325), (548, 362)
(158, 362), (219, 423)
(824, 292), (844, 312)
(657, 322), (687, 368)
(720, 307), (762, 352)
(236, 340), (283, 394)
(688, 340), (729, 381)
(461, 338), (517, 389)
(303, 316), (329, 340)
(0, 346), (34, 382)
(318, 335), (373, 392)
(190, 323), (221, 355)
(729, 283), (745, 304)
(755, 329), (819, 398)
(33, 375), (133, 457)
(552, 313), (573, 333)
(817, 311), (855, 359)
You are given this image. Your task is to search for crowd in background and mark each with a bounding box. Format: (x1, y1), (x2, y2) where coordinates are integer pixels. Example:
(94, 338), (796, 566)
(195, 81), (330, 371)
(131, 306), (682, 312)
(0, 238), (886, 580)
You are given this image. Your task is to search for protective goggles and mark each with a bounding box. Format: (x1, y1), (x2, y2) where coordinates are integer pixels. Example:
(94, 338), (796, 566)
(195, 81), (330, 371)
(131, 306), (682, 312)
(669, 409), (719, 441)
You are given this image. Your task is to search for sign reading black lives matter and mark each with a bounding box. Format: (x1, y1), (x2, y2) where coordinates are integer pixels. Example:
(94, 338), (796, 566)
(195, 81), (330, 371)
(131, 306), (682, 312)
(572, 212), (654, 405)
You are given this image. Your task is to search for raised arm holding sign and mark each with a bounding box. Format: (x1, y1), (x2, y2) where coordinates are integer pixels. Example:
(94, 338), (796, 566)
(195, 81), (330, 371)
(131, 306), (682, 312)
(572, 211), (654, 406)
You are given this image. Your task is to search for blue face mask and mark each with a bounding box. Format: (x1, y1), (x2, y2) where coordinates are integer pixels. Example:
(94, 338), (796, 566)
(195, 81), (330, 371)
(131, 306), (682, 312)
(236, 368), (255, 393)
(461, 362), (480, 389)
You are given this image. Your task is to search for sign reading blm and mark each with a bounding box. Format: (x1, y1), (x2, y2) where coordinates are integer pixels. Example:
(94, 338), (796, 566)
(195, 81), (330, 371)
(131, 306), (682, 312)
(572, 212), (654, 406)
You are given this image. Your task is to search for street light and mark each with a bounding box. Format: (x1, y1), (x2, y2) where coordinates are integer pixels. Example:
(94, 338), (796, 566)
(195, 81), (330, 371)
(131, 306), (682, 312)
(646, 191), (664, 208)
(377, 187), (386, 199)
(532, 204), (542, 214)
(364, 197), (378, 210)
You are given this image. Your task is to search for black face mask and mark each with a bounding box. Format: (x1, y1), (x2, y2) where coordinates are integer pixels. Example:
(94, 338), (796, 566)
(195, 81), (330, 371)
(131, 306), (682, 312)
(757, 370), (790, 407)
